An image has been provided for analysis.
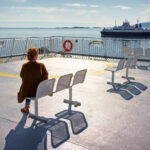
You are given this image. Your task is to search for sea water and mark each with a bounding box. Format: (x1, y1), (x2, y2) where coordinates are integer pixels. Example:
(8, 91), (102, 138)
(0, 27), (101, 38)
(0, 27), (150, 60)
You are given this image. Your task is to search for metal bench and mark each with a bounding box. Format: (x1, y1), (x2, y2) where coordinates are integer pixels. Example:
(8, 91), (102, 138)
(144, 48), (150, 69)
(133, 48), (143, 57)
(55, 69), (88, 135)
(145, 48), (150, 57)
(122, 57), (137, 82)
(105, 59), (126, 89)
(28, 73), (73, 122)
(28, 78), (56, 122)
(28, 69), (87, 122)
(63, 69), (87, 112)
(54, 73), (73, 93)
(122, 46), (132, 56)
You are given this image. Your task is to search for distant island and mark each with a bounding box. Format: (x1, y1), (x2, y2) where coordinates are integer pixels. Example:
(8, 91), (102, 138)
(0, 22), (149, 29)
(0, 27), (101, 29)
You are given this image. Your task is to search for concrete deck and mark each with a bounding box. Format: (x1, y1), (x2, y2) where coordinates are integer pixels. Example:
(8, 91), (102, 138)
(0, 57), (150, 150)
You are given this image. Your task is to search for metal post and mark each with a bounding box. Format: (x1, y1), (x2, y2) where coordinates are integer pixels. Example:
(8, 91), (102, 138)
(35, 98), (38, 116)
(68, 86), (72, 112)
(22, 37), (28, 59)
(49, 37), (52, 56)
(112, 71), (117, 90)
(10, 38), (15, 58)
(126, 67), (129, 78)
(62, 36), (64, 53)
(112, 71), (114, 84)
(44, 38), (46, 57)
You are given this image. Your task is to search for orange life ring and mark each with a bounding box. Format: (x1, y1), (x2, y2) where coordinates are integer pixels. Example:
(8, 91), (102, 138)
(63, 40), (73, 52)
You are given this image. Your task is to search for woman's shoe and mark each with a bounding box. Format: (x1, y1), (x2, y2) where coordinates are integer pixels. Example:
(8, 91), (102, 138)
(21, 106), (29, 113)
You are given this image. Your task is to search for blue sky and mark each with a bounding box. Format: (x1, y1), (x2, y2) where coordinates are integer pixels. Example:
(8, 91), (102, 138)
(0, 0), (150, 27)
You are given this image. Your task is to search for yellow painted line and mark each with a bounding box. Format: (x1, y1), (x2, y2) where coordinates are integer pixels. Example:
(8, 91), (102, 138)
(87, 70), (107, 76)
(48, 75), (61, 78)
(0, 72), (20, 78)
(0, 60), (115, 78)
(0, 72), (61, 78)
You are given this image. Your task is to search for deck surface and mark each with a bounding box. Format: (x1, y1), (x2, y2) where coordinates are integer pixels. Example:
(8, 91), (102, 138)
(0, 57), (150, 150)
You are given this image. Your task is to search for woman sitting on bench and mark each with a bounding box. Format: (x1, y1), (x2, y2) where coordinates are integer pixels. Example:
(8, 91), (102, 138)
(18, 47), (48, 113)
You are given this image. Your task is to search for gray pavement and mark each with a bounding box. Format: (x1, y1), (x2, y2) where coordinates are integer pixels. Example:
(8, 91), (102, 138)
(0, 57), (150, 150)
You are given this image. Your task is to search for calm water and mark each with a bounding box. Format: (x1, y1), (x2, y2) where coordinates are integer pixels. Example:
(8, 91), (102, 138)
(0, 28), (102, 38)
(0, 27), (150, 60)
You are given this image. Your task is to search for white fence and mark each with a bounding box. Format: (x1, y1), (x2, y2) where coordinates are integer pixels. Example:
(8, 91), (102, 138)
(0, 36), (150, 61)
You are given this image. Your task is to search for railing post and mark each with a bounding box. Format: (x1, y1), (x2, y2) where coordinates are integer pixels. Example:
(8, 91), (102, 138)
(82, 37), (84, 59)
(11, 38), (15, 57)
(103, 38), (107, 59)
(49, 37), (52, 56)
(23, 37), (28, 58)
(62, 36), (64, 53)
(44, 37), (46, 57)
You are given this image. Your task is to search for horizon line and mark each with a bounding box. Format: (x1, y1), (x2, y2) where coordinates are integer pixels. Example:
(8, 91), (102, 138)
(0, 26), (103, 29)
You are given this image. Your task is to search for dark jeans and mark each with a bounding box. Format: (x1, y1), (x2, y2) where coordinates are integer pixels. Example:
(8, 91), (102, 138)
(25, 98), (31, 106)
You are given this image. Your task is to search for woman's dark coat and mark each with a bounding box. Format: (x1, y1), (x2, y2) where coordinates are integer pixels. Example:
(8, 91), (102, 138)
(18, 61), (48, 103)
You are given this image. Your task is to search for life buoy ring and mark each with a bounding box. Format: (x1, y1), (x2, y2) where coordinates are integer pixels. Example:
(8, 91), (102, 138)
(63, 40), (73, 52)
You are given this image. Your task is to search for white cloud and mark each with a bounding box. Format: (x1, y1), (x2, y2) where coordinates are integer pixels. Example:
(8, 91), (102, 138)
(0, 14), (55, 22)
(0, 13), (96, 26)
(65, 3), (87, 7)
(90, 5), (99, 8)
(75, 9), (99, 15)
(89, 10), (99, 13)
(75, 10), (87, 15)
(114, 5), (131, 10)
(10, 0), (27, 2)
(11, 6), (66, 13)
(139, 5), (150, 22)
(142, 5), (150, 15)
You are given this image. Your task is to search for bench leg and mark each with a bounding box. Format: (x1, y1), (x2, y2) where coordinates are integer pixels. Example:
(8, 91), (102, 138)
(35, 98), (38, 116)
(68, 86), (72, 112)
(122, 67), (135, 82)
(107, 72), (116, 89)
(107, 71), (115, 85)
(112, 71), (114, 84)
(29, 113), (48, 123)
(107, 71), (122, 90)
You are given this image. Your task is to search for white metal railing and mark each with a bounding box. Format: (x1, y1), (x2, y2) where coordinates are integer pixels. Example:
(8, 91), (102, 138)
(0, 36), (150, 61)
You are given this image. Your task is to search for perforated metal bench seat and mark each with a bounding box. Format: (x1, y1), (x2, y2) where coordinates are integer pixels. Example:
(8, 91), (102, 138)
(105, 67), (118, 72)
(105, 59), (126, 90)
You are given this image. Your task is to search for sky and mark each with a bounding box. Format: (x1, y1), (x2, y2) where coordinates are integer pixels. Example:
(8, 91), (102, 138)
(0, 0), (150, 28)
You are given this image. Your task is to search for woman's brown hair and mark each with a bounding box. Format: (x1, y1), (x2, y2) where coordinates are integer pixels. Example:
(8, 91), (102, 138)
(27, 47), (38, 61)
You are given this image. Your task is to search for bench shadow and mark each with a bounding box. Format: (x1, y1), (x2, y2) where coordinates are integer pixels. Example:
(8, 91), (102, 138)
(107, 88), (133, 100)
(107, 81), (148, 101)
(130, 66), (136, 69)
(137, 65), (149, 70)
(123, 81), (148, 91)
(55, 110), (88, 135)
(36, 118), (70, 148)
(121, 84), (141, 95)
(4, 113), (70, 149)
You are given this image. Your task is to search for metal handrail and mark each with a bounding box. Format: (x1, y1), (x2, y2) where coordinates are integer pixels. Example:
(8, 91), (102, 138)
(0, 36), (150, 61)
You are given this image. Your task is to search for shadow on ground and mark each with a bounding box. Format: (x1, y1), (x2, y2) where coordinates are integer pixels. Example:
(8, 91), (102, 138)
(107, 81), (148, 100)
(55, 110), (88, 135)
(137, 65), (149, 70)
(4, 113), (48, 150)
(4, 110), (88, 149)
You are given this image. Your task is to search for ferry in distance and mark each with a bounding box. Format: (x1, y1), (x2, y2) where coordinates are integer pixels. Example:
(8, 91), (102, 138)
(101, 20), (150, 38)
